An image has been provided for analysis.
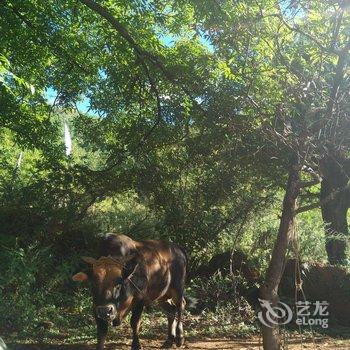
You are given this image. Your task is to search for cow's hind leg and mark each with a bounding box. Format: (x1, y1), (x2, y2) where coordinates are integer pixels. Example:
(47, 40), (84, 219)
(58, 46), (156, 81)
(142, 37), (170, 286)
(175, 296), (186, 347)
(160, 301), (177, 348)
(130, 301), (144, 350)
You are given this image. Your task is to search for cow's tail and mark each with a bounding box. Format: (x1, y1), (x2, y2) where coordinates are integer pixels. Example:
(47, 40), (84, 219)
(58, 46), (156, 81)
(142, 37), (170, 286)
(176, 245), (197, 309)
(178, 245), (188, 269)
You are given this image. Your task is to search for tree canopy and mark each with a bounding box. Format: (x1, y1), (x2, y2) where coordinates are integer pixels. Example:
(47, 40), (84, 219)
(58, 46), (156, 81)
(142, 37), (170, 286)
(1, 0), (349, 266)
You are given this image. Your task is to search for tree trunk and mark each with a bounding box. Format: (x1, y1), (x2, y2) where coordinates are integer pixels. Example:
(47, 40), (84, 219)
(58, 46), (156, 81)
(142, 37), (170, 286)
(259, 163), (300, 350)
(320, 156), (350, 265)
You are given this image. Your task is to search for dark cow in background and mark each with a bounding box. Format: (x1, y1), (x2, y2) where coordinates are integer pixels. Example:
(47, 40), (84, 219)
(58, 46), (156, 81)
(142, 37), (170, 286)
(73, 234), (187, 350)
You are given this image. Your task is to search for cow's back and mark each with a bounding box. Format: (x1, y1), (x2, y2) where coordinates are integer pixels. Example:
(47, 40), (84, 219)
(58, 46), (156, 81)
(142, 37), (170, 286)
(99, 234), (187, 301)
(99, 233), (137, 257)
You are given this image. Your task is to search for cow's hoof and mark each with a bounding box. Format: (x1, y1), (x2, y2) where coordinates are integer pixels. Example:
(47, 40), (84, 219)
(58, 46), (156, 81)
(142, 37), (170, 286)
(175, 337), (184, 347)
(131, 341), (142, 350)
(161, 339), (174, 348)
(131, 345), (142, 350)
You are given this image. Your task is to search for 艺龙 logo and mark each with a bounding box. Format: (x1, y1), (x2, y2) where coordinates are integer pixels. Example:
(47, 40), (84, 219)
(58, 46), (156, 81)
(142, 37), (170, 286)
(258, 298), (293, 327)
(258, 299), (329, 328)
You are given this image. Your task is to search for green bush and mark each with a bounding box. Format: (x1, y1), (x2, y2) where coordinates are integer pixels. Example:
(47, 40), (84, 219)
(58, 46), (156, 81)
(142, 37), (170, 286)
(0, 235), (86, 335)
(187, 273), (257, 337)
(0, 241), (46, 330)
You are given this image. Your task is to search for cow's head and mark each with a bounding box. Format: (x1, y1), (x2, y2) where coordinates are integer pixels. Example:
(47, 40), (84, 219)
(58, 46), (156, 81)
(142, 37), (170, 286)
(72, 255), (146, 325)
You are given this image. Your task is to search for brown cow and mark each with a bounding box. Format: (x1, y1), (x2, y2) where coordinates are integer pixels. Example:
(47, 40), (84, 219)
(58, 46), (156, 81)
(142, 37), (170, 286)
(73, 234), (187, 350)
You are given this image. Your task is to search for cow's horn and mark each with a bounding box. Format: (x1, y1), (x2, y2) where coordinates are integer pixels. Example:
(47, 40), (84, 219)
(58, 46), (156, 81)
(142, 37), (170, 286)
(98, 256), (124, 265)
(81, 256), (97, 265)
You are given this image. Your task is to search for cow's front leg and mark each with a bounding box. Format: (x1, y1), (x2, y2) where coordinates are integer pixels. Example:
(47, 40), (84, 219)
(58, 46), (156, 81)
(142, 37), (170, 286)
(130, 300), (144, 350)
(95, 316), (108, 350)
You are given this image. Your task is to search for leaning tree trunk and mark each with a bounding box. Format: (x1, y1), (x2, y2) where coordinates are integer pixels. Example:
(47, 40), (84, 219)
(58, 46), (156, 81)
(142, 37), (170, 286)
(259, 162), (300, 350)
(320, 155), (350, 265)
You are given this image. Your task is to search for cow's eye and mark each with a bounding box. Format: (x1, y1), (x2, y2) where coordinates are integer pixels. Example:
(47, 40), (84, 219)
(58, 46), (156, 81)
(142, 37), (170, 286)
(113, 285), (121, 299)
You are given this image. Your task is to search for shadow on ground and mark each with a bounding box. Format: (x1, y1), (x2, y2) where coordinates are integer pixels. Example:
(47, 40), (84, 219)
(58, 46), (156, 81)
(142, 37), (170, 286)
(8, 336), (350, 350)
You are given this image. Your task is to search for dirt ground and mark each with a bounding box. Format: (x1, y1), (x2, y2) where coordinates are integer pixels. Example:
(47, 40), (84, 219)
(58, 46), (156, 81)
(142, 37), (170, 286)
(8, 337), (350, 350)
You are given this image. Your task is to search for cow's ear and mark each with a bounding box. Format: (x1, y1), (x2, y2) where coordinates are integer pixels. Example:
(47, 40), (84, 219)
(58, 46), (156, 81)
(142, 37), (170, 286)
(72, 272), (89, 282)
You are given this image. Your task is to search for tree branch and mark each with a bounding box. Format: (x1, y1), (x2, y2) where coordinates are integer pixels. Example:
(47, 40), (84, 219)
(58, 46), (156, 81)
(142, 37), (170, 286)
(299, 165), (322, 188)
(7, 4), (90, 75)
(299, 179), (320, 188)
(295, 184), (349, 214)
(78, 0), (202, 109)
(277, 13), (338, 55)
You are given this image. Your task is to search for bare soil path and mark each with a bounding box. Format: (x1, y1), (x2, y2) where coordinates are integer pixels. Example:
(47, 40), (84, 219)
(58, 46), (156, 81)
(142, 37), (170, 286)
(8, 337), (350, 350)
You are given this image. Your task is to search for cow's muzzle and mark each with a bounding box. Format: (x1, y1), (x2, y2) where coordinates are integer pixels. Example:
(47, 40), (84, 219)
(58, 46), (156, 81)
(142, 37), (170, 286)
(96, 304), (116, 321)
